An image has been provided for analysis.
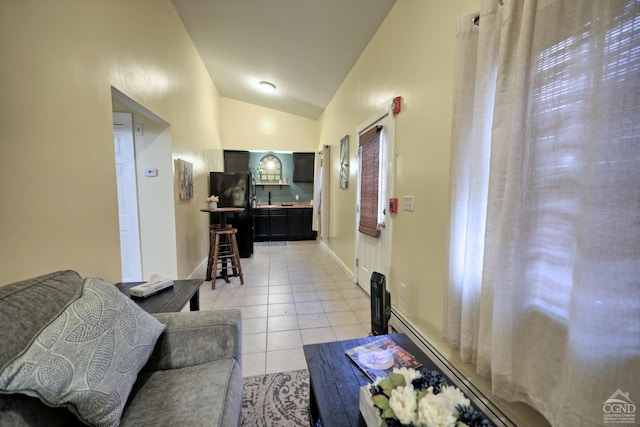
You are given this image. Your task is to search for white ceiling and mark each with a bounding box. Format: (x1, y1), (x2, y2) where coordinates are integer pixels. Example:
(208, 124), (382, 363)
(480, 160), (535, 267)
(171, 0), (397, 120)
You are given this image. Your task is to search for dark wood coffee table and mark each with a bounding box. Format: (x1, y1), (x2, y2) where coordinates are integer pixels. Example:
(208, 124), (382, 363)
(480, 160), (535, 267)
(303, 333), (500, 427)
(116, 279), (203, 313)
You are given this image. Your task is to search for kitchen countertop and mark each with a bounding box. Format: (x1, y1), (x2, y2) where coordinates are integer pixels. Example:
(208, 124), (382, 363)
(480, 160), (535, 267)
(254, 202), (313, 209)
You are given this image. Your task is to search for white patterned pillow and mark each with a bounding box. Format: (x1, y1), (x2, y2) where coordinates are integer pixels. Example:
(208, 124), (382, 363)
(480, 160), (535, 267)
(0, 277), (165, 427)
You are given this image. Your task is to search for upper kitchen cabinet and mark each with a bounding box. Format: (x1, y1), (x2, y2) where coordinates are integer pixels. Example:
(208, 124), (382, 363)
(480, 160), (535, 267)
(293, 152), (315, 182)
(224, 150), (250, 173)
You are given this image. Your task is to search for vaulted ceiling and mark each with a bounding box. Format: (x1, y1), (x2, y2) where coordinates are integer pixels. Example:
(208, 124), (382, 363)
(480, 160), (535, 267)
(171, 0), (397, 119)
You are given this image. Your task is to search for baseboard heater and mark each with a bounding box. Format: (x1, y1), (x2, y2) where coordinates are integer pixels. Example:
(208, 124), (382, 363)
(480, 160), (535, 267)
(389, 307), (516, 427)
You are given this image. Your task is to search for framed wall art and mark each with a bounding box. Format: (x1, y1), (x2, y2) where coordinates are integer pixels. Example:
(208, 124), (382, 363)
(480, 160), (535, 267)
(340, 135), (349, 189)
(177, 159), (193, 200)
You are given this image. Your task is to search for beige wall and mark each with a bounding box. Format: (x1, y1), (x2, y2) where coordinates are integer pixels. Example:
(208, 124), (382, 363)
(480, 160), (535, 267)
(318, 1), (480, 336)
(0, 0), (222, 284)
(317, 5), (553, 422)
(220, 97), (319, 152)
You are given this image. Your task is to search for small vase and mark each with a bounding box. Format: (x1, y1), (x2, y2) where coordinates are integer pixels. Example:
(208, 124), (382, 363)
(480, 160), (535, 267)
(208, 201), (218, 209)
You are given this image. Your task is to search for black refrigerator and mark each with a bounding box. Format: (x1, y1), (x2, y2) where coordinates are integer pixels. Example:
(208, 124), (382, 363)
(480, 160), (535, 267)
(209, 172), (254, 258)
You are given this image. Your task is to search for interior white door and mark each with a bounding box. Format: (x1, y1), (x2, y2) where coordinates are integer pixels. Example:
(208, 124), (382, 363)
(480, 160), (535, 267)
(113, 112), (142, 282)
(356, 111), (394, 294)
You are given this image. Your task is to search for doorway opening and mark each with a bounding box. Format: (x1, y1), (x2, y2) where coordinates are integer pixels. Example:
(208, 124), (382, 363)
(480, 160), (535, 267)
(111, 87), (177, 281)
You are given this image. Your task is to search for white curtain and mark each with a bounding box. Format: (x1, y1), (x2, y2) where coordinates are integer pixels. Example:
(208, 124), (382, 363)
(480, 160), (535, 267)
(312, 146), (330, 237)
(445, 1), (640, 426)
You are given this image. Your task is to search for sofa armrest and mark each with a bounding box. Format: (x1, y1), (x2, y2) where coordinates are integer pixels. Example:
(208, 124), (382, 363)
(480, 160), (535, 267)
(142, 309), (242, 371)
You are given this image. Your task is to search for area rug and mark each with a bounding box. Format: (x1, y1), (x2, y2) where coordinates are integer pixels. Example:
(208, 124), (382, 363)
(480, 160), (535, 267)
(241, 369), (310, 426)
(255, 241), (288, 247)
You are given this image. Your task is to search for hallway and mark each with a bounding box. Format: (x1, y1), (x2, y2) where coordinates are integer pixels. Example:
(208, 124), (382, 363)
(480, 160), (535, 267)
(193, 241), (372, 377)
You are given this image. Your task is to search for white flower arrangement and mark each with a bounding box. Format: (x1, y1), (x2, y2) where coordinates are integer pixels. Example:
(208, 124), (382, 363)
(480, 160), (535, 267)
(364, 367), (492, 427)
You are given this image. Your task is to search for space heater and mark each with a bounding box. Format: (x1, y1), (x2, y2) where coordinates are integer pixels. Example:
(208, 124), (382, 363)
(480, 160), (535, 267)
(370, 272), (391, 335)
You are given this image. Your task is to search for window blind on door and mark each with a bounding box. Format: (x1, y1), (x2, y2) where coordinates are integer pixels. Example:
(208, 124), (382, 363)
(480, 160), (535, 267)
(358, 125), (382, 238)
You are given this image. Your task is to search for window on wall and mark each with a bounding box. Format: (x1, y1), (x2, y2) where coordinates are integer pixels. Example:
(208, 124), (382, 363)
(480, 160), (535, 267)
(260, 155), (282, 182)
(446, 2), (640, 424)
(525, 2), (640, 318)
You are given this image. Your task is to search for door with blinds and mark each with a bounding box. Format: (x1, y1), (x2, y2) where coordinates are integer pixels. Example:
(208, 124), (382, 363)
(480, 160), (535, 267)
(355, 110), (393, 294)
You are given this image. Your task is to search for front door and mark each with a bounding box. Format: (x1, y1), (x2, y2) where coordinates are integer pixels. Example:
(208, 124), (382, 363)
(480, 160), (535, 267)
(356, 110), (394, 294)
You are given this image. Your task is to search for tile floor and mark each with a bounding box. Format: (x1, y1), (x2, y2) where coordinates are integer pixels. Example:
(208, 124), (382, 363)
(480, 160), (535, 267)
(193, 241), (372, 377)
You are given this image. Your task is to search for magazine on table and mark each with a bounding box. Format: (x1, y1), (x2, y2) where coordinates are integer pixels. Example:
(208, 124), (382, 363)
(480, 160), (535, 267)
(345, 337), (423, 381)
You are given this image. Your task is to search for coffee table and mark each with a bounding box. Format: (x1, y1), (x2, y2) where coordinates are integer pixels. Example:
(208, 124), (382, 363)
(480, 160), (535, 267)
(116, 279), (203, 313)
(303, 333), (498, 427)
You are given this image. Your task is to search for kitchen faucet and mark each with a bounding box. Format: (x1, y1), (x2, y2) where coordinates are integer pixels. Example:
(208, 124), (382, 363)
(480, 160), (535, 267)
(268, 191), (272, 205)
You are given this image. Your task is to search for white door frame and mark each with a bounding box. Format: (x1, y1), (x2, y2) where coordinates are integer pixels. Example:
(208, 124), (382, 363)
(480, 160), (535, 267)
(355, 105), (395, 294)
(113, 112), (143, 282)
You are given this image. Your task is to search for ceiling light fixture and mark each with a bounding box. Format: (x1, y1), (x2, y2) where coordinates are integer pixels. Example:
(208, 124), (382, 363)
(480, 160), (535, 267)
(258, 80), (277, 93)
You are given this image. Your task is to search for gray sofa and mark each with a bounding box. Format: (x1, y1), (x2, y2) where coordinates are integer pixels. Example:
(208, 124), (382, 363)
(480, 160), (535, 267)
(0, 270), (243, 427)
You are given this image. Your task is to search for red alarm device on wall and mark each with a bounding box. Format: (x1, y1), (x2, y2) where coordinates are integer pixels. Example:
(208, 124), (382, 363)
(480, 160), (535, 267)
(389, 198), (398, 214)
(392, 96), (402, 115)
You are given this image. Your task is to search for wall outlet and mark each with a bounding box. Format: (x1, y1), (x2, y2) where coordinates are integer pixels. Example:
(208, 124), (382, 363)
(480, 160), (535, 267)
(400, 283), (407, 300)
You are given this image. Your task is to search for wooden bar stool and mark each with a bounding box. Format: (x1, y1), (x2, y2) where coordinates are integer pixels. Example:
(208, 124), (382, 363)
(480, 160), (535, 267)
(206, 226), (244, 289)
(205, 224), (231, 281)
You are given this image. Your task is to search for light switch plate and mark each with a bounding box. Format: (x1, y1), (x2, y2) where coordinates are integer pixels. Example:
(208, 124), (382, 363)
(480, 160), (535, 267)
(144, 168), (157, 177)
(134, 123), (144, 136)
(402, 196), (414, 212)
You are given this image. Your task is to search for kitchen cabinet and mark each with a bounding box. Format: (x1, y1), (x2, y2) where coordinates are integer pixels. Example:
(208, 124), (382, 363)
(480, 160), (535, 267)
(224, 150), (250, 173)
(293, 152), (315, 182)
(288, 209), (303, 240)
(302, 208), (316, 240)
(269, 209), (288, 240)
(254, 207), (317, 241)
(253, 210), (269, 241)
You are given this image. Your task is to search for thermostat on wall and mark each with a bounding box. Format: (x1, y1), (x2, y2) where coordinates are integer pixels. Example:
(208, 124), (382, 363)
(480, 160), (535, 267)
(144, 168), (158, 177)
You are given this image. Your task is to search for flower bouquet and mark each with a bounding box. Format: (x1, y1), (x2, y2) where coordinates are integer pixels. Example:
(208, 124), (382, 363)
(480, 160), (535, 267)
(207, 195), (219, 209)
(360, 367), (493, 427)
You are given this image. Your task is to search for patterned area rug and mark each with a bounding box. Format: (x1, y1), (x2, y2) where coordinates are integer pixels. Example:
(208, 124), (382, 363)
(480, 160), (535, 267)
(241, 369), (310, 426)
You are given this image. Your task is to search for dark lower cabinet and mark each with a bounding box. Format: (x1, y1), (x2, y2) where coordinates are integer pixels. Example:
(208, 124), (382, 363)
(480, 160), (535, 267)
(254, 208), (317, 241)
(269, 209), (288, 240)
(302, 209), (316, 240)
(288, 209), (303, 240)
(254, 211), (269, 241)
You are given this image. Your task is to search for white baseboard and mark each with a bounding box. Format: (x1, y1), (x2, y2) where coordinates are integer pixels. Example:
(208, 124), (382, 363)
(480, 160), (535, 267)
(188, 257), (209, 280)
(318, 239), (356, 282)
(389, 307), (516, 427)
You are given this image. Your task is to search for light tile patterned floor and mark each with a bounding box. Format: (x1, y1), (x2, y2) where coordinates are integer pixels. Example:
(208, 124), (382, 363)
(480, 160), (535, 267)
(193, 241), (372, 377)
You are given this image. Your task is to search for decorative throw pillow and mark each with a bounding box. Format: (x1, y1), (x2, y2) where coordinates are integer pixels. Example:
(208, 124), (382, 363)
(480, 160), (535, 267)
(0, 277), (165, 427)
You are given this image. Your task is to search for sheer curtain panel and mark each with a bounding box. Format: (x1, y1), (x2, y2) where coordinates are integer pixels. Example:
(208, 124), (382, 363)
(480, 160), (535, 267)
(445, 1), (640, 426)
